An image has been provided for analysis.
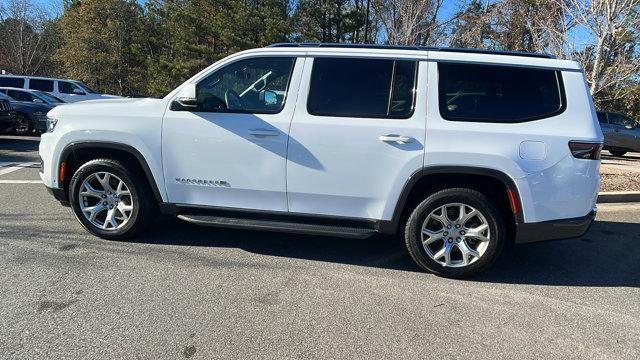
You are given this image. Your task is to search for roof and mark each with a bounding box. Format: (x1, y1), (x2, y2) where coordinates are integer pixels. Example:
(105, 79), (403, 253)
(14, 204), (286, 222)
(267, 42), (555, 59)
(0, 74), (83, 83)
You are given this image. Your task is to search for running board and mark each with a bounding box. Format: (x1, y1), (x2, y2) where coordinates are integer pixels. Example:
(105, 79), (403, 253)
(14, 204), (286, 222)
(177, 214), (377, 239)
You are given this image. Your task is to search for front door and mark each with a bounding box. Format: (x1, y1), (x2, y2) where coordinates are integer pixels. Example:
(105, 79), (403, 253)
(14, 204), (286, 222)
(162, 56), (303, 211)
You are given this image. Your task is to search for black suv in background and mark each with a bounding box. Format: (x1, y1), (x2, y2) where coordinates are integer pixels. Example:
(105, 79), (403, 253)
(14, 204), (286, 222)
(0, 92), (18, 134)
(597, 111), (640, 157)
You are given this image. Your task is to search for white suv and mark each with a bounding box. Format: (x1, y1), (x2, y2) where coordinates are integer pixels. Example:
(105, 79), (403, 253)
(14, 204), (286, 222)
(0, 75), (120, 103)
(39, 44), (603, 278)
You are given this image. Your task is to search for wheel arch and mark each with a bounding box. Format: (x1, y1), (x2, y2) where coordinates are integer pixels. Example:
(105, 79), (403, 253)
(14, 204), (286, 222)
(378, 166), (523, 236)
(59, 142), (164, 204)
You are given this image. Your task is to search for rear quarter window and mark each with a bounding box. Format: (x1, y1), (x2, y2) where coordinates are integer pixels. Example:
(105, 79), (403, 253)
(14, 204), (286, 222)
(438, 63), (565, 123)
(0, 77), (25, 88)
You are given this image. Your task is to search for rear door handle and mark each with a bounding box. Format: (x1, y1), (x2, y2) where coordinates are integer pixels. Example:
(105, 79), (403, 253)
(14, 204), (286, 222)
(379, 134), (414, 144)
(248, 128), (279, 137)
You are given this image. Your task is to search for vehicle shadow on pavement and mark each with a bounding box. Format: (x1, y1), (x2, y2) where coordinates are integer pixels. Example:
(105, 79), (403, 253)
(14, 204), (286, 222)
(0, 136), (40, 163)
(131, 218), (640, 286)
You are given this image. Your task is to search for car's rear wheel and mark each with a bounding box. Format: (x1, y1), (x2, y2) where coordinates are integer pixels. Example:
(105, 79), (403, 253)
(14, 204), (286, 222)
(610, 150), (626, 157)
(404, 188), (506, 278)
(13, 114), (31, 135)
(69, 158), (156, 239)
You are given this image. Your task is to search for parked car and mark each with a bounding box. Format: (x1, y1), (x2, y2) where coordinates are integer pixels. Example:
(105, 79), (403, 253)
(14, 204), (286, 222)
(0, 75), (120, 103)
(1, 88), (60, 135)
(0, 92), (18, 134)
(597, 110), (639, 157)
(39, 43), (603, 278)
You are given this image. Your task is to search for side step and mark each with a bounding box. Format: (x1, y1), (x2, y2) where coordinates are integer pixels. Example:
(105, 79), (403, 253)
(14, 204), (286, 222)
(177, 214), (377, 239)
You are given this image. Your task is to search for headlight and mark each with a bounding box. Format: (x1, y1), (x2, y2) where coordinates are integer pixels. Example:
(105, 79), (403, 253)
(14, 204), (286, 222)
(46, 115), (58, 132)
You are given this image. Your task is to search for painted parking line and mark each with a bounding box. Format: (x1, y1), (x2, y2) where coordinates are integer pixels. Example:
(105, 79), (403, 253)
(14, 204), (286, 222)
(0, 180), (43, 184)
(0, 162), (39, 176)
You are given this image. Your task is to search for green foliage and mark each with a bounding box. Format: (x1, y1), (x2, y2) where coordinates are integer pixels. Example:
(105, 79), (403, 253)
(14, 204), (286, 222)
(55, 0), (146, 96)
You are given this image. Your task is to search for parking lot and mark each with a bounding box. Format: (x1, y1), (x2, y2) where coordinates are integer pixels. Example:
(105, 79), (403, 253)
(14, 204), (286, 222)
(1, 135), (639, 359)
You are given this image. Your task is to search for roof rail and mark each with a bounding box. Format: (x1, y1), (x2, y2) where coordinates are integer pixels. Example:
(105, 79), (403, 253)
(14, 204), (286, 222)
(267, 43), (555, 59)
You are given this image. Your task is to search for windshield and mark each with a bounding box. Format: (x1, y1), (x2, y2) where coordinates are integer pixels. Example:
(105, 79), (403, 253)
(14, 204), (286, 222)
(74, 81), (98, 94)
(34, 90), (65, 103)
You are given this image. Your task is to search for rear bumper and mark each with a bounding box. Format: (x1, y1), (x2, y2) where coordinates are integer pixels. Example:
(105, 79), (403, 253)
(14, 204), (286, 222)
(515, 208), (596, 244)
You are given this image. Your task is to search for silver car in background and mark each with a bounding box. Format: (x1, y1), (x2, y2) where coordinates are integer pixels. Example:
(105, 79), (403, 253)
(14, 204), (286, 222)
(597, 111), (640, 157)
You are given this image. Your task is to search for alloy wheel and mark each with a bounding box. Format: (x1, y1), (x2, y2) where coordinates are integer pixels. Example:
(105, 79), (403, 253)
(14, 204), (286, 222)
(421, 203), (490, 267)
(78, 172), (134, 230)
(14, 116), (29, 135)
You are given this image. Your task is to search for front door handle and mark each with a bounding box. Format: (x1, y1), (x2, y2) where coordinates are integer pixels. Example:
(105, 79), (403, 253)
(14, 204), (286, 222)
(379, 134), (414, 144)
(248, 128), (279, 137)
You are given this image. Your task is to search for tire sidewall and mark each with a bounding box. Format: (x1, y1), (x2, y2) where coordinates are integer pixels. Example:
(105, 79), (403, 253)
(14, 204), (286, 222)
(406, 189), (505, 278)
(69, 160), (143, 238)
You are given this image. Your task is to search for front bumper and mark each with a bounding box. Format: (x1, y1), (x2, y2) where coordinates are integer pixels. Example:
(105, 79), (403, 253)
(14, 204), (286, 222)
(45, 185), (69, 206)
(0, 113), (17, 132)
(515, 208), (596, 244)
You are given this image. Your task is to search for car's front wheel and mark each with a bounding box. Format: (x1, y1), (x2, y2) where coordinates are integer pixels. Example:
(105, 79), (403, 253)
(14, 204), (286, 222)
(69, 159), (156, 239)
(13, 114), (31, 135)
(404, 188), (506, 278)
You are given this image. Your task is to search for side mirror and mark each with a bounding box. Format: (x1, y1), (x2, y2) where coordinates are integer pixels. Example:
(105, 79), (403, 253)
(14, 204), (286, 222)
(264, 90), (278, 106)
(174, 83), (198, 108)
(72, 88), (85, 95)
(33, 98), (44, 103)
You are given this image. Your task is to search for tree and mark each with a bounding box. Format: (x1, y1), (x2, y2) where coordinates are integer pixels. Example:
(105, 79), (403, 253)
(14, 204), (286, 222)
(293, 0), (366, 43)
(556, 0), (640, 104)
(55, 0), (146, 96)
(375, 0), (447, 46)
(0, 0), (59, 75)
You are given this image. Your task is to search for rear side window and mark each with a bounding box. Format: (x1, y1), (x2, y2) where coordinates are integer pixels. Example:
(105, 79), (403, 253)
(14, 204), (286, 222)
(438, 63), (565, 123)
(308, 58), (417, 118)
(0, 77), (24, 88)
(608, 113), (635, 127)
(29, 79), (54, 92)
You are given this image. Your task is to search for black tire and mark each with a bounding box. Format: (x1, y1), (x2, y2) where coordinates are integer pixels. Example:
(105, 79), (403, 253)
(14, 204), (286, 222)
(404, 188), (506, 278)
(69, 158), (156, 240)
(610, 150), (626, 157)
(13, 114), (32, 135)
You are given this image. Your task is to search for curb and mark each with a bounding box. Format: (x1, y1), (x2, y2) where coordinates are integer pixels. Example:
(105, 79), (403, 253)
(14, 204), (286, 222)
(597, 191), (640, 203)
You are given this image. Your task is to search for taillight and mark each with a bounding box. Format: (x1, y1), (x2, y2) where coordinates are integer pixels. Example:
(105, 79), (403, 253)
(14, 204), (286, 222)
(569, 141), (602, 160)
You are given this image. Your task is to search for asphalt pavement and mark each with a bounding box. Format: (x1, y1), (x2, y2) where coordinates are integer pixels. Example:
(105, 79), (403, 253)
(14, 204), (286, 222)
(1, 136), (639, 359)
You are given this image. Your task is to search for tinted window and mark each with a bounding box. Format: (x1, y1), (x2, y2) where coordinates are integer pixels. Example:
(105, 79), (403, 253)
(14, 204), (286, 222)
(59, 81), (83, 94)
(597, 112), (608, 124)
(308, 58), (416, 118)
(438, 63), (565, 123)
(7, 89), (34, 102)
(29, 79), (54, 92)
(609, 113), (636, 127)
(196, 57), (295, 113)
(0, 77), (24, 88)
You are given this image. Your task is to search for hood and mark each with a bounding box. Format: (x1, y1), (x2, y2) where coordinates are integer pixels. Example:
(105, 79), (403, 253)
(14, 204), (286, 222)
(47, 97), (165, 119)
(10, 101), (53, 112)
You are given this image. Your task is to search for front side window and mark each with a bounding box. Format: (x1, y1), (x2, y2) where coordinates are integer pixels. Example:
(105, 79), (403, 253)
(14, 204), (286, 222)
(0, 77), (24, 88)
(307, 58), (417, 118)
(438, 63), (565, 123)
(608, 113), (636, 128)
(196, 57), (295, 113)
(7, 89), (33, 102)
(29, 79), (54, 92)
(59, 81), (84, 94)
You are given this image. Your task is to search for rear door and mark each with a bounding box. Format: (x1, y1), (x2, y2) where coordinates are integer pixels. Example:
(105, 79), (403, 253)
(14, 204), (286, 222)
(286, 56), (426, 220)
